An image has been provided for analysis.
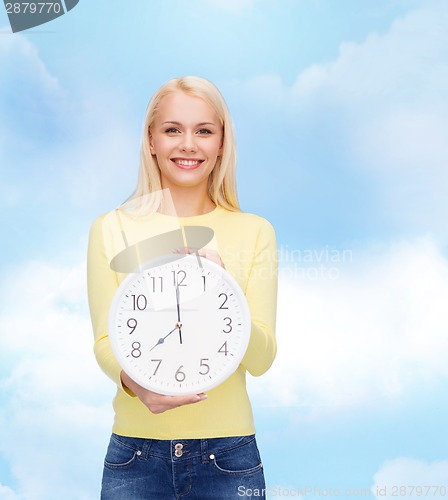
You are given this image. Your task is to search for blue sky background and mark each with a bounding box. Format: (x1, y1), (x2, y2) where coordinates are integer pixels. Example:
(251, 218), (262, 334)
(1, 0), (448, 498)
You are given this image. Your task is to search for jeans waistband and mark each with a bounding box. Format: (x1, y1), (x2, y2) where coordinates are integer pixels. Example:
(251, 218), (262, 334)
(111, 433), (256, 463)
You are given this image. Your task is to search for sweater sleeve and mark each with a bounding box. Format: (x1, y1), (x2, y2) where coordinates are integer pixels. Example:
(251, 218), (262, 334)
(241, 219), (278, 376)
(87, 216), (130, 392)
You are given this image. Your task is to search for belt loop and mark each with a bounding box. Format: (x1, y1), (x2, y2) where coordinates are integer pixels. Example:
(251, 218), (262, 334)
(201, 439), (209, 463)
(141, 437), (152, 460)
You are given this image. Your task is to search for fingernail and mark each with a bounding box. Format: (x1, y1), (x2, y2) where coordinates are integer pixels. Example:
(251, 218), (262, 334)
(194, 394), (207, 402)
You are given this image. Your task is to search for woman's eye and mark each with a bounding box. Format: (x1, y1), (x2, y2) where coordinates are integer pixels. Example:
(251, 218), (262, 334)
(198, 129), (212, 135)
(165, 128), (179, 134)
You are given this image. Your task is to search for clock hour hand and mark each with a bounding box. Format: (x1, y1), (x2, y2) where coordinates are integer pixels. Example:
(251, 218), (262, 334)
(175, 284), (183, 345)
(149, 323), (182, 351)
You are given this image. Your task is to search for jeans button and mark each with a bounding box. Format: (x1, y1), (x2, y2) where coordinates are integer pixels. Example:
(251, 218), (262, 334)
(175, 449), (183, 457)
(174, 443), (183, 450)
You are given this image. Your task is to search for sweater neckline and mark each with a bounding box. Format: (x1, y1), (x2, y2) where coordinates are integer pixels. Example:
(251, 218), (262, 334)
(157, 205), (224, 223)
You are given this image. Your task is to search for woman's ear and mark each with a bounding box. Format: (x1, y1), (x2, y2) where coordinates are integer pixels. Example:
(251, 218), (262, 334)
(149, 129), (155, 155)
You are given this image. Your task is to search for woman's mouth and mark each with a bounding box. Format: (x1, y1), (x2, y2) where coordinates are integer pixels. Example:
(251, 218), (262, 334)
(171, 158), (204, 170)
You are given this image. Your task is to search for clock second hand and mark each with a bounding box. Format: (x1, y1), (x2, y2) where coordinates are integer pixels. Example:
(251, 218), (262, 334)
(149, 323), (182, 351)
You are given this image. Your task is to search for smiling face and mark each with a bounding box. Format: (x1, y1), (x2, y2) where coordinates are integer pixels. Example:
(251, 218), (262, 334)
(149, 91), (223, 196)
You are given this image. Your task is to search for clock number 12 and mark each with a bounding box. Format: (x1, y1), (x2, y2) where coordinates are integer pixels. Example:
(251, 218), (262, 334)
(172, 270), (187, 286)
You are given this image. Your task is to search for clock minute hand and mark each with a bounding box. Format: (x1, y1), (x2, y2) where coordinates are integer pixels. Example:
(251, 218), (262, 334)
(149, 323), (181, 351)
(175, 284), (183, 345)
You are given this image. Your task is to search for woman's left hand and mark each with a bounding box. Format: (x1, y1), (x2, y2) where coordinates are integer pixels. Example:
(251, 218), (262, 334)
(176, 247), (225, 268)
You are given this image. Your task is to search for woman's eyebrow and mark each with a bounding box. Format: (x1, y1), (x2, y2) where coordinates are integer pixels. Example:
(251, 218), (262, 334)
(161, 121), (217, 127)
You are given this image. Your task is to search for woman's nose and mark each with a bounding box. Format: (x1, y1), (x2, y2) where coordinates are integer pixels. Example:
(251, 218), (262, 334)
(180, 132), (197, 152)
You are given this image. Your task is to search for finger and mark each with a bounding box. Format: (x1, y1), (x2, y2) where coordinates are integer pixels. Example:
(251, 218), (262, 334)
(163, 393), (208, 409)
(174, 393), (208, 405)
(196, 249), (225, 268)
(173, 247), (225, 268)
(145, 393), (208, 414)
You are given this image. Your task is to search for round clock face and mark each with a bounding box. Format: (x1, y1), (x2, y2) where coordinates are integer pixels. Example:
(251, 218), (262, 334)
(108, 254), (251, 396)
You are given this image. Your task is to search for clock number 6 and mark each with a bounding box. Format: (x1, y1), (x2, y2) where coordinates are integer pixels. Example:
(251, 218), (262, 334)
(175, 365), (186, 382)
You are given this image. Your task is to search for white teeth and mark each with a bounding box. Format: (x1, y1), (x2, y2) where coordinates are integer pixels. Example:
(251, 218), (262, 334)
(176, 159), (201, 166)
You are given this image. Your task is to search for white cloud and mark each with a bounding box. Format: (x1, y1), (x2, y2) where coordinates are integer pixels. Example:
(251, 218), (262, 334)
(372, 458), (448, 499)
(248, 237), (448, 416)
(0, 31), (65, 152)
(233, 1), (448, 237)
(291, 1), (448, 113)
(0, 258), (114, 499)
(0, 31), (137, 213)
(0, 484), (20, 500)
(0, 31), (61, 96)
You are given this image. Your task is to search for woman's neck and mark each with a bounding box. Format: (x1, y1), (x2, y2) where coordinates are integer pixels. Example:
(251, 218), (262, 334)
(160, 186), (216, 217)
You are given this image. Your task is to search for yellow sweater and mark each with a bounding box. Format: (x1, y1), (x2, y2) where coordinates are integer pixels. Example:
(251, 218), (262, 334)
(87, 205), (277, 439)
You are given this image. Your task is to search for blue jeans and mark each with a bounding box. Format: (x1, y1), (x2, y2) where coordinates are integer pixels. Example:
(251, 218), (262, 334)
(101, 433), (266, 499)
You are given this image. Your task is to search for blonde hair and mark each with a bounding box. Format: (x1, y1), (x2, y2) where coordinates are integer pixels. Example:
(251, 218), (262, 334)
(130, 76), (240, 212)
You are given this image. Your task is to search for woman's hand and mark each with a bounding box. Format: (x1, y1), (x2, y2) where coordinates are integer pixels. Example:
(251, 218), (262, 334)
(121, 370), (208, 414)
(176, 247), (225, 269)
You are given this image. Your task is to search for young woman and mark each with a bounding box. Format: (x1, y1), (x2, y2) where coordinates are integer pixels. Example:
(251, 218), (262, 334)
(87, 76), (278, 499)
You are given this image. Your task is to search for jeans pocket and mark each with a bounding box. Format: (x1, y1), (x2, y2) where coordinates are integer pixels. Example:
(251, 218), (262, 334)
(104, 434), (140, 470)
(211, 436), (263, 476)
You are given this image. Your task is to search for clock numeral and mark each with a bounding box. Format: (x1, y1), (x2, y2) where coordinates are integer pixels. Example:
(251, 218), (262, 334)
(172, 270), (187, 287)
(175, 365), (186, 382)
(131, 294), (147, 311)
(202, 275), (206, 292)
(131, 342), (142, 358)
(218, 293), (229, 310)
(218, 341), (229, 356)
(199, 358), (210, 375)
(150, 359), (162, 375)
(151, 276), (163, 293)
(222, 317), (232, 333)
(127, 318), (137, 334)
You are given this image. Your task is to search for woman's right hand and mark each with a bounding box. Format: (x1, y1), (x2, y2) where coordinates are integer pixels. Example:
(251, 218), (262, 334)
(120, 370), (208, 414)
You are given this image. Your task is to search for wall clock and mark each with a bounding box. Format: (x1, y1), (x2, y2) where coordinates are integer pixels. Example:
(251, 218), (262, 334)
(108, 254), (251, 396)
